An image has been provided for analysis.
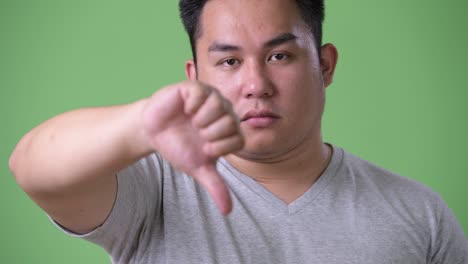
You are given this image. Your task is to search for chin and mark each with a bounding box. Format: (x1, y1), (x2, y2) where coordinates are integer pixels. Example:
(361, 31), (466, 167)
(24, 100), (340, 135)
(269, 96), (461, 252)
(235, 141), (285, 161)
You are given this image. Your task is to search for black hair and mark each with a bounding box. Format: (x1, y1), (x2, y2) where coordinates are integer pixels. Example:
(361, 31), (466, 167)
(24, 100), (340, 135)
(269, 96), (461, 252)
(179, 0), (325, 65)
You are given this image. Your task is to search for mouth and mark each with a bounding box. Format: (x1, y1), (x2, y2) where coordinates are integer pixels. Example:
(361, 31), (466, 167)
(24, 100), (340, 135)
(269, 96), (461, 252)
(241, 109), (280, 127)
(241, 110), (280, 121)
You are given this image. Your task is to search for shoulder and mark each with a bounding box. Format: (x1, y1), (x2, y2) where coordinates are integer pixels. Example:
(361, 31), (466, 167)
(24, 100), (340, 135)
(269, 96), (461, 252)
(333, 146), (447, 226)
(340, 147), (440, 202)
(331, 146), (468, 263)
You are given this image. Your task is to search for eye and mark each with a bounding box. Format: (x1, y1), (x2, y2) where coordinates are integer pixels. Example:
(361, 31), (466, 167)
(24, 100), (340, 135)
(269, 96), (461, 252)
(269, 53), (289, 62)
(221, 58), (240, 67)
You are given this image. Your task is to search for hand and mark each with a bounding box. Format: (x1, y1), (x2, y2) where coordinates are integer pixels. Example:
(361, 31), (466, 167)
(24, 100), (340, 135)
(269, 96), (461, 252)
(141, 81), (244, 215)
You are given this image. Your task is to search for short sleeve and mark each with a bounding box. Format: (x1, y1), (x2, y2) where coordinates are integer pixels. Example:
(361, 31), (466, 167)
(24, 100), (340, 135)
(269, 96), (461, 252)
(49, 153), (164, 262)
(430, 195), (468, 264)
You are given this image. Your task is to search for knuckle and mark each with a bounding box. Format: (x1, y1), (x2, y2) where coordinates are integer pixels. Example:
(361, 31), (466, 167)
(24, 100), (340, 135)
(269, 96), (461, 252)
(236, 135), (245, 148)
(192, 83), (209, 98)
(226, 116), (237, 130)
(194, 89), (206, 101)
(199, 127), (208, 139)
(209, 86), (220, 95)
(192, 115), (205, 128)
(223, 99), (233, 110)
(199, 82), (212, 93)
(200, 126), (213, 140)
(211, 96), (224, 111)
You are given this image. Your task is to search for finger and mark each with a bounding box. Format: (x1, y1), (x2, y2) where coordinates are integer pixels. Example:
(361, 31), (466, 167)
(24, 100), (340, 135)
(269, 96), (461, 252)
(199, 114), (239, 142)
(203, 134), (245, 158)
(180, 82), (210, 115)
(192, 165), (233, 215)
(192, 91), (229, 128)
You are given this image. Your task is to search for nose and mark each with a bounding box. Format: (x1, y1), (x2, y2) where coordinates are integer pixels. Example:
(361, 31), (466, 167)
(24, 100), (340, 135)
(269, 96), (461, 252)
(241, 61), (274, 99)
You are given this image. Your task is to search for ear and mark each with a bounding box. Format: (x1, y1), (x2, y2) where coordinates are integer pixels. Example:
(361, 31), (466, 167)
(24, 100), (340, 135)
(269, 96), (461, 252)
(185, 59), (197, 81)
(320, 43), (338, 88)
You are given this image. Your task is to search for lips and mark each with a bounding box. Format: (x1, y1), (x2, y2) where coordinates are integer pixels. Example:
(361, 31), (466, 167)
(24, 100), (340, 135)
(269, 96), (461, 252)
(241, 109), (280, 122)
(240, 109), (280, 128)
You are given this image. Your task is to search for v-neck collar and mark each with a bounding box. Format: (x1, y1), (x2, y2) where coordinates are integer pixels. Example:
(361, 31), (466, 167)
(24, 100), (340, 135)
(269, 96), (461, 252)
(217, 144), (344, 215)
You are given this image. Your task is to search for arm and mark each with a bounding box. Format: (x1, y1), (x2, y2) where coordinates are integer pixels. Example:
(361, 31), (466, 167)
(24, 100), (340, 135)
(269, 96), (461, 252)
(9, 100), (150, 234)
(430, 196), (468, 264)
(9, 81), (243, 234)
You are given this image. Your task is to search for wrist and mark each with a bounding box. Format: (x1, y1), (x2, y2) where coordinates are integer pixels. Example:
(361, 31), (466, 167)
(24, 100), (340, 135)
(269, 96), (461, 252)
(123, 98), (154, 159)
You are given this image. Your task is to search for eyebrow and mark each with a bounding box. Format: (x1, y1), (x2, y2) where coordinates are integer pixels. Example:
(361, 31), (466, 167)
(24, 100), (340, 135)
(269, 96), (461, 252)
(264, 33), (298, 48)
(208, 42), (240, 53)
(208, 33), (298, 53)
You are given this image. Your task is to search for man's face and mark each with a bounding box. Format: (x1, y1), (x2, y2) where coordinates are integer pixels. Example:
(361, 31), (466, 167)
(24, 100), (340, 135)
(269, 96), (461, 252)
(187, 0), (335, 160)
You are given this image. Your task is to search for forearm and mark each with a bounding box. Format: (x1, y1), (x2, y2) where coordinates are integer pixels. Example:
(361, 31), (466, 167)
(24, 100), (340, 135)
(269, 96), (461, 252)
(9, 98), (151, 195)
(9, 80), (242, 228)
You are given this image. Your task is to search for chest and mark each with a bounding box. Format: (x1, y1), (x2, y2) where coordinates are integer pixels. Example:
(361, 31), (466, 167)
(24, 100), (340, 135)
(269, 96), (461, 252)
(160, 193), (430, 264)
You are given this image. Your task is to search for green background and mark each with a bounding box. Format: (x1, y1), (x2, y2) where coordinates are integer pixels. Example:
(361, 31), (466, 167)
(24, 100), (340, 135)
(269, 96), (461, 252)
(1, 0), (467, 262)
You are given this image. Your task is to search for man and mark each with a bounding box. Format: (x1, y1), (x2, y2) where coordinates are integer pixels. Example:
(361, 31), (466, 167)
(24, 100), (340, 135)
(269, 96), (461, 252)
(9, 0), (467, 263)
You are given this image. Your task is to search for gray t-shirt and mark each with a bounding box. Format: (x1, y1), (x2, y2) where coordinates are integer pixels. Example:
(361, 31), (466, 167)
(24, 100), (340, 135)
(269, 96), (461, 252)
(52, 145), (468, 263)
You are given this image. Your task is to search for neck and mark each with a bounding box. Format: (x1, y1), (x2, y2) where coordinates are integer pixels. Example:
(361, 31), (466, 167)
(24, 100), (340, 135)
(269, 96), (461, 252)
(225, 137), (332, 203)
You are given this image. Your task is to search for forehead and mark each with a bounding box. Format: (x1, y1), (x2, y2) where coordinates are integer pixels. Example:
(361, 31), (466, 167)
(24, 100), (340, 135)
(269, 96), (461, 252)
(198, 0), (310, 48)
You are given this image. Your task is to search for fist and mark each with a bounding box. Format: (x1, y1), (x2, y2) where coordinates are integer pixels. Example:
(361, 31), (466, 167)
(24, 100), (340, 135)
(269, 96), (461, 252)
(141, 81), (244, 215)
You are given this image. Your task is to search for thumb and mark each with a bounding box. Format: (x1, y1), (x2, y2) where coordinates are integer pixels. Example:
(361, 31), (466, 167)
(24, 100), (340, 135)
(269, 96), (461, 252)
(191, 164), (233, 215)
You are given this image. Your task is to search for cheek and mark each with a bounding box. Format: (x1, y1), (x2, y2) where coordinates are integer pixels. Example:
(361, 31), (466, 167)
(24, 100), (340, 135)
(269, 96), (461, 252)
(198, 66), (234, 94)
(214, 76), (240, 101)
(273, 70), (325, 123)
(204, 69), (243, 102)
(273, 66), (322, 99)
